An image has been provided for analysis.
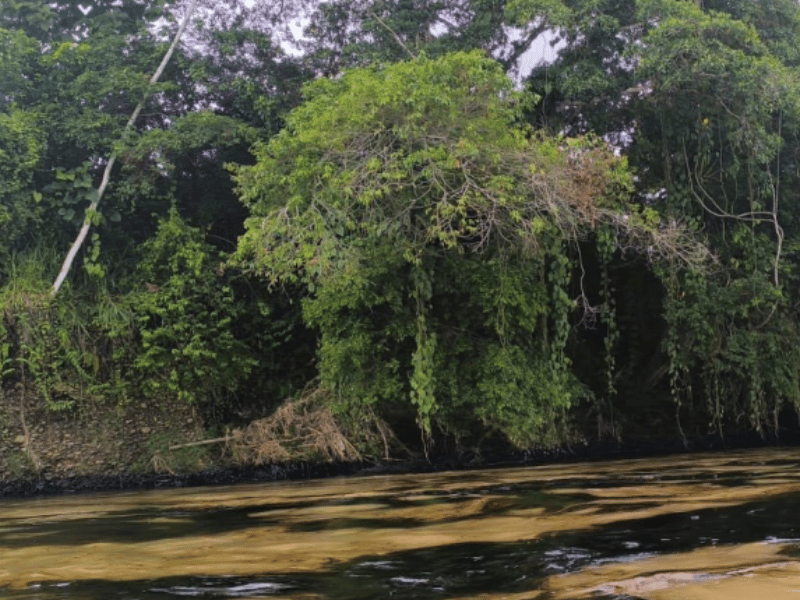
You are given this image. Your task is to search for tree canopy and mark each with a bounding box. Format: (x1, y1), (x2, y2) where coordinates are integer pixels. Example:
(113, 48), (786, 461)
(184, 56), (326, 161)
(2, 0), (800, 459)
(232, 51), (702, 442)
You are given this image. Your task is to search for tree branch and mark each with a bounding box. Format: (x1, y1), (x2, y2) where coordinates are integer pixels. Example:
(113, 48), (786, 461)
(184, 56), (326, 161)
(368, 10), (415, 59)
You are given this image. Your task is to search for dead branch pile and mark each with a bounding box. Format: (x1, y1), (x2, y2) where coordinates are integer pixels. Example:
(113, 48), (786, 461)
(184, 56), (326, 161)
(230, 386), (396, 464)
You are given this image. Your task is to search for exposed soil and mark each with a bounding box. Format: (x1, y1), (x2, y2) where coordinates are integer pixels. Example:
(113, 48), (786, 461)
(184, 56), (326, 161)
(0, 381), (381, 497)
(0, 382), (206, 487)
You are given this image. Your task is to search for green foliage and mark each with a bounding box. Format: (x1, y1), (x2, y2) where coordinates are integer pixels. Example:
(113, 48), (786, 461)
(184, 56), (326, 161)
(637, 0), (799, 214)
(663, 227), (800, 437)
(119, 111), (258, 195)
(6, 0), (796, 458)
(547, 239), (572, 377)
(596, 225), (618, 400)
(0, 243), (134, 411)
(0, 108), (45, 269)
(131, 209), (256, 405)
(636, 1), (800, 439)
(234, 52), (667, 279)
(514, 0), (800, 442)
(0, 0), (298, 423)
(409, 265), (437, 435)
(429, 253), (583, 447)
(232, 52), (667, 446)
(0, 0), (271, 290)
(0, 26), (41, 109)
(0, 3), (163, 278)
(300, 0), (534, 75)
(141, 431), (212, 474)
(4, 450), (38, 480)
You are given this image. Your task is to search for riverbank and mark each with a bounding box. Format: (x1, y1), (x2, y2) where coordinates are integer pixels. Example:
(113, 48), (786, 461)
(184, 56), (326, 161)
(2, 424), (789, 498)
(4, 378), (797, 498)
(0, 383), (207, 489)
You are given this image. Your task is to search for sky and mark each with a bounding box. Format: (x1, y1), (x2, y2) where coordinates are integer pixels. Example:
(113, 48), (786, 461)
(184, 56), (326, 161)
(241, 0), (562, 81)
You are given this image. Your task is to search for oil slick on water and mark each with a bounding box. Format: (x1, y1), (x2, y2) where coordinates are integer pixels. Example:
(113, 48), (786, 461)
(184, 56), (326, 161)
(3, 448), (800, 599)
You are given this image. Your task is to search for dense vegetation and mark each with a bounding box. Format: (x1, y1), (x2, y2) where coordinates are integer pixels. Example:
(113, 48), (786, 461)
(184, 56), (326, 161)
(2, 0), (800, 464)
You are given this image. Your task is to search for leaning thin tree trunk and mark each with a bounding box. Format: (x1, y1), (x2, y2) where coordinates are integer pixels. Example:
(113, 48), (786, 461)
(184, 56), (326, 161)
(51, 0), (199, 295)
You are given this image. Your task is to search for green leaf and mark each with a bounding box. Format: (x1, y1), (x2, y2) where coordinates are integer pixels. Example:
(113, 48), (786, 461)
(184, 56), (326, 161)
(58, 207), (75, 221)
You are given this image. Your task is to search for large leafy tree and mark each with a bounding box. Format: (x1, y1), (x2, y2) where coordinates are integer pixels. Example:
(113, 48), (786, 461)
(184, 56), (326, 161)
(233, 51), (697, 446)
(1, 0), (173, 273)
(0, 0), (303, 280)
(511, 0), (800, 439)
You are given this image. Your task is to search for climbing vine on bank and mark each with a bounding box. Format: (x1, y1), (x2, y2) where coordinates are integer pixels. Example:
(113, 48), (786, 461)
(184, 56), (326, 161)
(409, 264), (437, 436)
(661, 227), (800, 440)
(547, 238), (572, 383)
(596, 224), (619, 435)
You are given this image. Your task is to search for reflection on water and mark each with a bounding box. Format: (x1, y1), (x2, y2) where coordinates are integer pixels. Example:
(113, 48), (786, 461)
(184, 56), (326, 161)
(3, 448), (800, 599)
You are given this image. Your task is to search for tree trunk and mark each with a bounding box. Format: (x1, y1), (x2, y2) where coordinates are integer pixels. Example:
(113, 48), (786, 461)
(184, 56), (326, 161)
(51, 0), (199, 295)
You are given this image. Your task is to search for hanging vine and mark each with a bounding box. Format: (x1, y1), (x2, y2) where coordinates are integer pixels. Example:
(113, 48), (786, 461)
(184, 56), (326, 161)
(596, 225), (618, 398)
(661, 266), (692, 447)
(409, 263), (437, 439)
(547, 238), (572, 382)
(595, 224), (619, 440)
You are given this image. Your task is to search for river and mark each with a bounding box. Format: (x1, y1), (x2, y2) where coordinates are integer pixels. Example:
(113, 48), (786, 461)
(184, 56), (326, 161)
(2, 447), (800, 599)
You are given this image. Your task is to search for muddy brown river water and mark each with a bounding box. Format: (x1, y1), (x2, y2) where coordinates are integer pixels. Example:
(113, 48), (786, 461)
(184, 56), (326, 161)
(3, 448), (800, 599)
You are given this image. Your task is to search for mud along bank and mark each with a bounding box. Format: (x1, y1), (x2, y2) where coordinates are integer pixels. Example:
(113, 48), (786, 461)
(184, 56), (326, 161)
(0, 383), (207, 491)
(2, 383), (791, 499)
(3, 366), (798, 498)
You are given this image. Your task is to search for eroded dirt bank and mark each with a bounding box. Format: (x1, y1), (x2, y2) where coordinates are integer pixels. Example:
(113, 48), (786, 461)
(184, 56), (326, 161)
(0, 384), (206, 487)
(1, 382), (791, 498)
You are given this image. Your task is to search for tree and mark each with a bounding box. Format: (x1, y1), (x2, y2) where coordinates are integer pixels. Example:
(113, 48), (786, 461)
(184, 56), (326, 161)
(0, 0), (298, 413)
(511, 0), (800, 439)
(296, 0), (548, 76)
(52, 0), (199, 294)
(232, 51), (700, 446)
